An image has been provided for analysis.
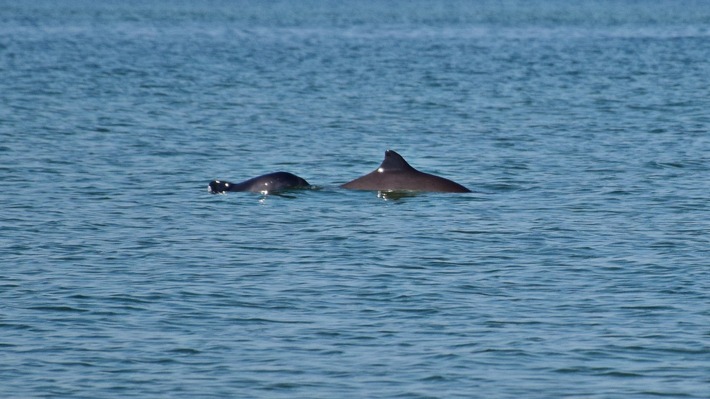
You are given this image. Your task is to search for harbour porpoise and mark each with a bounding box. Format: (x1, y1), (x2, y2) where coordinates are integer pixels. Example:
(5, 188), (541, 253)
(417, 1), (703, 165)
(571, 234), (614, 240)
(208, 172), (310, 194)
(341, 150), (471, 193)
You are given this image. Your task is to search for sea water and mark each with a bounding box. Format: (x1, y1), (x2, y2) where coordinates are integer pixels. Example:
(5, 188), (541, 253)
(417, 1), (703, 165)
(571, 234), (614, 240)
(1, 1), (709, 398)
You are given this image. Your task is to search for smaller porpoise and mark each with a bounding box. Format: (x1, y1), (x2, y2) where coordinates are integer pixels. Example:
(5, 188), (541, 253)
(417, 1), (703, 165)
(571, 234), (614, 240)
(208, 172), (310, 194)
(341, 150), (471, 193)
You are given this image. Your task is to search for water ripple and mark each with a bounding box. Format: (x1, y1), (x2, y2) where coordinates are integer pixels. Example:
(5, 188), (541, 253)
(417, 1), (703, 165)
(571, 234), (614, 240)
(1, 1), (709, 398)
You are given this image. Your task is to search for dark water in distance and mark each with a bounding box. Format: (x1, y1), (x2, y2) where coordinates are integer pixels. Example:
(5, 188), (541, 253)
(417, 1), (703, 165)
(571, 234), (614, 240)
(1, 1), (709, 398)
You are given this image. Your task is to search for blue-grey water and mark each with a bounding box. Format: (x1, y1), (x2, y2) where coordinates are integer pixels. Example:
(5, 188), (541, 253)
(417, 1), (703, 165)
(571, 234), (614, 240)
(1, 1), (709, 398)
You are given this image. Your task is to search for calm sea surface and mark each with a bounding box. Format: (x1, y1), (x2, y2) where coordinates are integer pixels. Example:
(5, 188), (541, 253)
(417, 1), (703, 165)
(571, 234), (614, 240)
(1, 1), (709, 398)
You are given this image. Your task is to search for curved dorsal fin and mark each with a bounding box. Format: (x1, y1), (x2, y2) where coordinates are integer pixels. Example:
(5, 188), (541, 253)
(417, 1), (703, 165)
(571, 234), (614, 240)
(379, 150), (416, 172)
